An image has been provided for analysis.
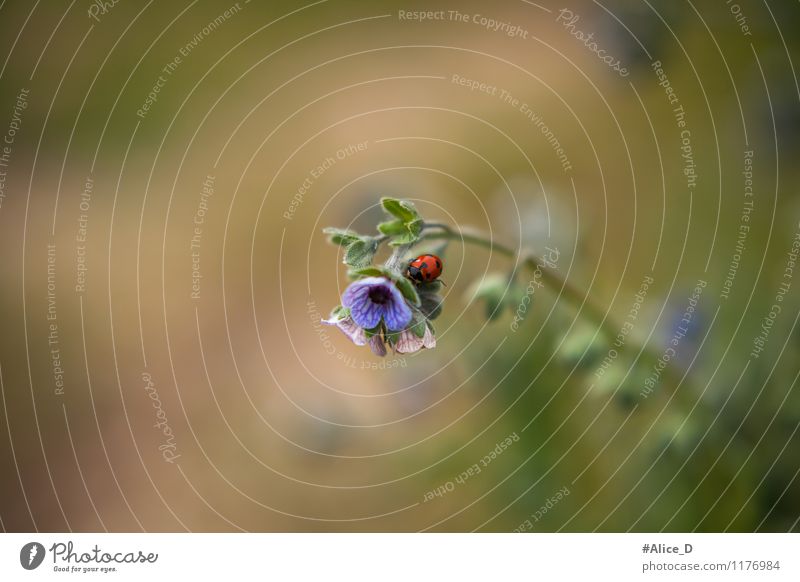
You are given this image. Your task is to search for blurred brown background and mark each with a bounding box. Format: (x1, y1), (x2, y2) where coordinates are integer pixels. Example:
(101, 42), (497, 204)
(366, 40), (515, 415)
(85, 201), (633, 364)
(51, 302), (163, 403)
(0, 0), (799, 532)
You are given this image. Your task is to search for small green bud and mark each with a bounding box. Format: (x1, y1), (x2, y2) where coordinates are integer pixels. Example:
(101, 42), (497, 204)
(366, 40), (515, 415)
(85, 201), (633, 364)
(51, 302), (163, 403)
(557, 324), (606, 368)
(466, 273), (515, 321)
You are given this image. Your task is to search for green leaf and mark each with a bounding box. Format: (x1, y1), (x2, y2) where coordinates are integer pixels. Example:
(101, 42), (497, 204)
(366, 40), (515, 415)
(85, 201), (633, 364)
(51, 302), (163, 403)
(323, 227), (362, 247)
(381, 197), (419, 222)
(377, 220), (407, 236)
(344, 237), (379, 268)
(387, 218), (423, 246)
(378, 199), (423, 247)
(410, 314), (427, 338)
(394, 275), (421, 306)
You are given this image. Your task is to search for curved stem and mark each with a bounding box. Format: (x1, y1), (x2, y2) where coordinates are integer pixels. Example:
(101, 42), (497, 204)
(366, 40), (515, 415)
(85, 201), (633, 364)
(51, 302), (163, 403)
(418, 223), (608, 332)
(416, 222), (688, 389)
(383, 242), (414, 275)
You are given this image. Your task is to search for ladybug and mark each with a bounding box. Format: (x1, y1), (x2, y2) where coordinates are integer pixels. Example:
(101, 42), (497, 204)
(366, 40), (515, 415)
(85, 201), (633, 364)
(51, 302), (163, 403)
(407, 254), (443, 284)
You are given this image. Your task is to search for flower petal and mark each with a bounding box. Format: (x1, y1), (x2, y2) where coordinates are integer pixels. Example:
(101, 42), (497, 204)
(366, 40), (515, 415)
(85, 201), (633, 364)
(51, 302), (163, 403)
(341, 278), (374, 309)
(395, 329), (424, 354)
(342, 277), (409, 330)
(422, 325), (437, 348)
(342, 277), (389, 307)
(349, 300), (382, 329)
(382, 294), (413, 331)
(322, 315), (367, 346)
(368, 335), (387, 357)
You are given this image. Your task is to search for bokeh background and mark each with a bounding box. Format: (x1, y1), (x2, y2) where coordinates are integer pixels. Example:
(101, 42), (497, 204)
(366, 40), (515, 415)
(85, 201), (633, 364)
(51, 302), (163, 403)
(0, 0), (798, 532)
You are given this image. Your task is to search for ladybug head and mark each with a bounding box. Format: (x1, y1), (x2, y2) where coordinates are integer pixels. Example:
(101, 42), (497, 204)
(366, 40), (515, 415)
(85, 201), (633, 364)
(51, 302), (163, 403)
(406, 261), (425, 283)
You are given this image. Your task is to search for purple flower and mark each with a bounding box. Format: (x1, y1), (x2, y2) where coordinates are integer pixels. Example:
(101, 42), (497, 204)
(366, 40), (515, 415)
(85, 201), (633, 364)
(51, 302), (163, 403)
(322, 315), (366, 346)
(342, 277), (412, 331)
(395, 326), (436, 354)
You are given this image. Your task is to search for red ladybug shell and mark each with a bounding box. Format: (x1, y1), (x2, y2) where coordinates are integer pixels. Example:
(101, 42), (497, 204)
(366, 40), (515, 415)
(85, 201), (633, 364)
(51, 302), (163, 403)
(407, 254), (443, 283)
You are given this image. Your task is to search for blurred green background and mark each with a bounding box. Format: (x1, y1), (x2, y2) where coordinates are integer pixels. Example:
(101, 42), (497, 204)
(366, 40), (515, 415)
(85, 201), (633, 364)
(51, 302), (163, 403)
(0, 0), (798, 532)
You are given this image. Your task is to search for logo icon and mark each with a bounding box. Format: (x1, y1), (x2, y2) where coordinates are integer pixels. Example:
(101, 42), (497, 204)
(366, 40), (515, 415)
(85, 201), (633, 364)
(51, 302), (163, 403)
(20, 542), (45, 570)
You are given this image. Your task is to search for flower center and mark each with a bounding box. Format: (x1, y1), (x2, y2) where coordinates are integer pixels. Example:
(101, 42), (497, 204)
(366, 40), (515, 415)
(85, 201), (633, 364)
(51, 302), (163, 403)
(367, 285), (392, 305)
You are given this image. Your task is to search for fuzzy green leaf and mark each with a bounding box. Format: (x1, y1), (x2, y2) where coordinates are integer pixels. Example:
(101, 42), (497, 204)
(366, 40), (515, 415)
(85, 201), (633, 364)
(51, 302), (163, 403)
(381, 197), (419, 222)
(387, 218), (423, 247)
(323, 227), (362, 247)
(344, 237), (379, 268)
(378, 198), (423, 247)
(377, 220), (407, 236)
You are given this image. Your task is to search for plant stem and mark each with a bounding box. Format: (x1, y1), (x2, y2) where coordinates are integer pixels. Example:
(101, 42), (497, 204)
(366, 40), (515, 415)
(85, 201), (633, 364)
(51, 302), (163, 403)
(383, 242), (414, 275)
(417, 223), (610, 332)
(415, 223), (691, 391)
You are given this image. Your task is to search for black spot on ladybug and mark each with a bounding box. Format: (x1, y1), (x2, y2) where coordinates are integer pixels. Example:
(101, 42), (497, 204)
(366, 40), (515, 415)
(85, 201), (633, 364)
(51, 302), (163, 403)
(420, 262), (428, 269)
(436, 259), (441, 269)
